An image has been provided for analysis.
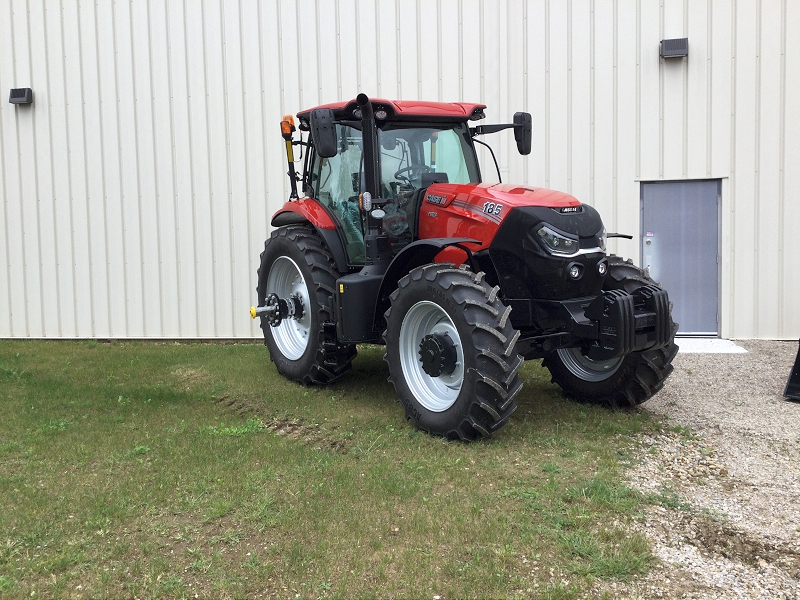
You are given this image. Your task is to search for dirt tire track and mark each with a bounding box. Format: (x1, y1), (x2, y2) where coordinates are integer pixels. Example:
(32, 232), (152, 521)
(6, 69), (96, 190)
(214, 395), (349, 454)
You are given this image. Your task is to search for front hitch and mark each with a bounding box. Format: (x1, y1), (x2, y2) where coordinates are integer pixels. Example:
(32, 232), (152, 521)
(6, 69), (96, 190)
(250, 293), (304, 327)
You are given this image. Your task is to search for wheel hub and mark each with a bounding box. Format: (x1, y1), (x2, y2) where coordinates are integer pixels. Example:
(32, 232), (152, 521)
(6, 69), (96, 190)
(419, 333), (457, 377)
(264, 293), (305, 327)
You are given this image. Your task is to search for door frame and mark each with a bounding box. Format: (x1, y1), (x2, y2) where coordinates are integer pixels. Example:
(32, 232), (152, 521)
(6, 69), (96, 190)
(639, 178), (722, 338)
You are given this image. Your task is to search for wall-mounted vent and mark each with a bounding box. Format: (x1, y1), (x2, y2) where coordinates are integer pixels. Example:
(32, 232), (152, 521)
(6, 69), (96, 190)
(660, 38), (688, 58)
(9, 88), (33, 104)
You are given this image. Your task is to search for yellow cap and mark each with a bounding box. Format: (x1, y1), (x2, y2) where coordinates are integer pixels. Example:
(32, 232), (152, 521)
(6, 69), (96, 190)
(250, 306), (257, 319)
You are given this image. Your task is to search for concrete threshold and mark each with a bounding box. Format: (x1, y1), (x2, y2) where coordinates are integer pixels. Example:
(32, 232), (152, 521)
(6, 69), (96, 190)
(675, 338), (748, 354)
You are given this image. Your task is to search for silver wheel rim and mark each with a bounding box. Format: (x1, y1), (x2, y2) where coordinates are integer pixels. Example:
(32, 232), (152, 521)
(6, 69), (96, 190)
(557, 347), (624, 382)
(266, 256), (312, 360)
(399, 301), (464, 412)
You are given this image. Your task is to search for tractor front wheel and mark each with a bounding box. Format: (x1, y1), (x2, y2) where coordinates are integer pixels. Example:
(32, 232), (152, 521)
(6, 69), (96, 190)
(542, 256), (679, 407)
(256, 225), (356, 384)
(384, 264), (522, 440)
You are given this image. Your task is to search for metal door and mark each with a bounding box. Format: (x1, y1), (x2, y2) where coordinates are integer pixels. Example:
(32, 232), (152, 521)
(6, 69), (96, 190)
(641, 180), (720, 336)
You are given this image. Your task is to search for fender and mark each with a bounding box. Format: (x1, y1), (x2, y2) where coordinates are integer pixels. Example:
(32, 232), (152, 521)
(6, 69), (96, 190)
(271, 198), (337, 230)
(271, 199), (350, 273)
(374, 238), (480, 326)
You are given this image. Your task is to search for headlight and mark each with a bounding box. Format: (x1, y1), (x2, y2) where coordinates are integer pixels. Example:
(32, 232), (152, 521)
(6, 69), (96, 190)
(535, 225), (579, 255)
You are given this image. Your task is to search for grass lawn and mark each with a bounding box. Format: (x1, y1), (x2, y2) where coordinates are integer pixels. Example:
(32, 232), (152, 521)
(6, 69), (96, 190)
(0, 340), (661, 599)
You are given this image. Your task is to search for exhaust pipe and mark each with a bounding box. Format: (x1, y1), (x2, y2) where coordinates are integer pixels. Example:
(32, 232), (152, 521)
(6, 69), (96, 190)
(357, 93), (380, 200)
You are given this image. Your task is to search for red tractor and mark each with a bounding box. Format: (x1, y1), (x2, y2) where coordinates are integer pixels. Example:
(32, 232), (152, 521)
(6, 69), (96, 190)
(251, 94), (678, 440)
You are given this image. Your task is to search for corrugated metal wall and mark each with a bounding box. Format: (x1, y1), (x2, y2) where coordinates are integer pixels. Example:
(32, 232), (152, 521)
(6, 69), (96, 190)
(1, 0), (797, 339)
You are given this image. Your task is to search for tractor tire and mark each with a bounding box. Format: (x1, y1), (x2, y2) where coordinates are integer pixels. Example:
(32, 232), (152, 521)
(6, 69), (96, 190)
(256, 225), (356, 384)
(542, 255), (679, 408)
(384, 263), (523, 440)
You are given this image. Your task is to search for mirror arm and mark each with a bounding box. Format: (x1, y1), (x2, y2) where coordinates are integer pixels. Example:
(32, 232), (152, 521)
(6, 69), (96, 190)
(470, 123), (515, 136)
(290, 136), (308, 163)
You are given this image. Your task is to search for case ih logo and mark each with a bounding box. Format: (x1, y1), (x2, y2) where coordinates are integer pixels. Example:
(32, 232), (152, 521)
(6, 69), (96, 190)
(559, 206), (582, 214)
(426, 194), (447, 205)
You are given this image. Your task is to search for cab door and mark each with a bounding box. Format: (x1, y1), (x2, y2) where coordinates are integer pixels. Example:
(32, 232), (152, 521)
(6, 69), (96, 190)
(311, 125), (365, 264)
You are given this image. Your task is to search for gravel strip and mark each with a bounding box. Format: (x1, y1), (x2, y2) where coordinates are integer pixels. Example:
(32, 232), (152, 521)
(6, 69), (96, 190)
(600, 339), (800, 599)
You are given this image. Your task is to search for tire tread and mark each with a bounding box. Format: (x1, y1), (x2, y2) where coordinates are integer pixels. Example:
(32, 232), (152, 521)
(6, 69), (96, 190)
(384, 263), (522, 441)
(256, 225), (355, 385)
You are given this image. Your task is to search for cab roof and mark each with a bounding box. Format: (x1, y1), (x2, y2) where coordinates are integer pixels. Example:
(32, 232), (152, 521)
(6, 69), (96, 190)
(296, 98), (487, 124)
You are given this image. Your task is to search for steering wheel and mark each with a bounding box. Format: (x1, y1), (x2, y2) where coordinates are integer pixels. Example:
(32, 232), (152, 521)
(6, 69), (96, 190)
(394, 164), (433, 183)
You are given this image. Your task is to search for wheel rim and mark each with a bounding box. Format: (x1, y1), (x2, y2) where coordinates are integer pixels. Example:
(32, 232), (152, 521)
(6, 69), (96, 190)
(266, 256), (312, 360)
(556, 347), (624, 382)
(399, 301), (464, 412)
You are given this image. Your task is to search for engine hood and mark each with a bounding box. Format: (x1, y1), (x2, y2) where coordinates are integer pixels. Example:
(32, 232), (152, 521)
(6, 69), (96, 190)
(416, 180), (603, 256)
(424, 182), (582, 210)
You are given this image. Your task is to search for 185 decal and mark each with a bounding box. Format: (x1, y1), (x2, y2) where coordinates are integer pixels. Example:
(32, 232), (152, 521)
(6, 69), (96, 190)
(482, 202), (503, 217)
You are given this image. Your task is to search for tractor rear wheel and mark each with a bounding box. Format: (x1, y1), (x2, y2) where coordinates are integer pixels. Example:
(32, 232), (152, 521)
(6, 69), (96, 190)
(256, 225), (356, 384)
(384, 263), (523, 440)
(542, 256), (679, 408)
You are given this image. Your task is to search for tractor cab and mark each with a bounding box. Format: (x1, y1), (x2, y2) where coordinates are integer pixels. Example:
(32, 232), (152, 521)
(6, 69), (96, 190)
(295, 99), (487, 265)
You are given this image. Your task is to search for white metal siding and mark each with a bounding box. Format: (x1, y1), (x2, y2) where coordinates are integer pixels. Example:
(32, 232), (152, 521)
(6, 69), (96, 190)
(1, 0), (797, 339)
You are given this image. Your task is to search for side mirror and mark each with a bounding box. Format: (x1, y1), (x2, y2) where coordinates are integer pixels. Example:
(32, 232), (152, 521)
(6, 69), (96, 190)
(513, 112), (532, 155)
(310, 108), (337, 158)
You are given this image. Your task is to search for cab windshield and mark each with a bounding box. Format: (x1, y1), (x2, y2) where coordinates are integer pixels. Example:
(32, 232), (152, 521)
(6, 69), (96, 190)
(311, 122), (480, 263)
(377, 123), (479, 195)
